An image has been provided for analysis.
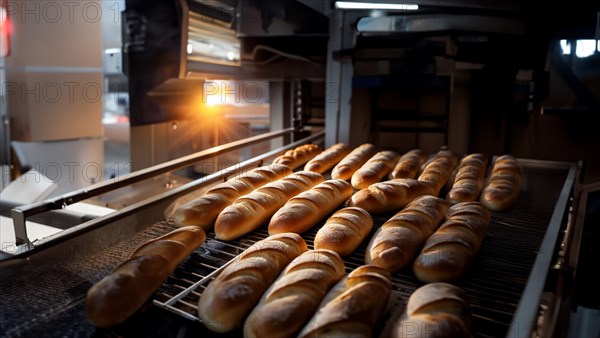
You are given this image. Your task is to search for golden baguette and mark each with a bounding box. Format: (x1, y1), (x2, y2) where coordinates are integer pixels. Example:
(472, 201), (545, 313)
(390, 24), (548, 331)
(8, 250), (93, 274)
(480, 155), (522, 211)
(304, 143), (351, 174)
(331, 143), (377, 181)
(273, 144), (323, 169)
(297, 265), (392, 338)
(349, 178), (436, 214)
(268, 179), (353, 235)
(198, 233), (308, 333)
(351, 150), (400, 189)
(389, 149), (428, 179)
(244, 249), (345, 338)
(85, 226), (206, 328)
(393, 282), (471, 338)
(173, 164), (291, 229)
(418, 150), (459, 195)
(215, 171), (324, 240)
(365, 195), (450, 272)
(413, 201), (490, 283)
(447, 153), (489, 204)
(314, 207), (373, 257)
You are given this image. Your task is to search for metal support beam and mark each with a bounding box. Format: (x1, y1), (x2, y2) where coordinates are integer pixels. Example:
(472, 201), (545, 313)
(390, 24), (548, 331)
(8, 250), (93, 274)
(325, 9), (370, 148)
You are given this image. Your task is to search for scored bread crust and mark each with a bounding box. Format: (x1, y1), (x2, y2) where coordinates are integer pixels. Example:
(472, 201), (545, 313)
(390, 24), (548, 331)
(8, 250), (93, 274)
(351, 150), (400, 190)
(393, 282), (471, 338)
(85, 226), (207, 328)
(413, 202), (491, 283)
(214, 171), (324, 240)
(304, 143), (351, 174)
(243, 249), (345, 338)
(480, 155), (522, 211)
(198, 233), (308, 333)
(314, 207), (373, 257)
(365, 195), (451, 272)
(268, 179), (353, 235)
(173, 164), (291, 229)
(297, 265), (392, 338)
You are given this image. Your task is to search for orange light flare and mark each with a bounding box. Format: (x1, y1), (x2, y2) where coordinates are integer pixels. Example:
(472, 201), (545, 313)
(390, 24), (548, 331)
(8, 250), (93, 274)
(190, 92), (222, 123)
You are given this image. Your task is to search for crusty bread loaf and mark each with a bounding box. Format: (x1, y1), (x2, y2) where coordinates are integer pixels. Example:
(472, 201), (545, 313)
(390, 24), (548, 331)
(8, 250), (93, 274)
(268, 179), (353, 235)
(85, 226), (206, 328)
(480, 155), (522, 211)
(447, 153), (489, 204)
(198, 233), (308, 333)
(418, 150), (459, 196)
(419, 150), (457, 172)
(244, 249), (345, 338)
(304, 143), (351, 174)
(351, 150), (400, 189)
(365, 195), (450, 272)
(331, 143), (378, 181)
(413, 201), (490, 283)
(297, 265), (392, 338)
(314, 207), (373, 257)
(173, 164), (292, 229)
(394, 282), (471, 338)
(273, 144), (323, 169)
(389, 149), (428, 179)
(215, 171), (324, 240)
(349, 178), (436, 214)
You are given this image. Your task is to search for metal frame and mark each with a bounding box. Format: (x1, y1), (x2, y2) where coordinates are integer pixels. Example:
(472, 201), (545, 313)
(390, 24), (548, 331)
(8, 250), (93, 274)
(325, 9), (366, 148)
(0, 55), (9, 165)
(569, 178), (600, 275)
(7, 128), (323, 249)
(507, 163), (577, 338)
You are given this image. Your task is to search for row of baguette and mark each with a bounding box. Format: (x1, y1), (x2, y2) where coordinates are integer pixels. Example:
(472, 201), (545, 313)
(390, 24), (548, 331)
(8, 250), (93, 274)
(172, 143), (522, 241)
(84, 142), (523, 335)
(86, 231), (472, 338)
(199, 233), (472, 338)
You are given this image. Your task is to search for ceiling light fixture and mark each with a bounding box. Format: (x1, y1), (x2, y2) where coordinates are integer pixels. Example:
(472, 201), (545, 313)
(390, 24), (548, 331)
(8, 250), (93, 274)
(335, 1), (419, 10)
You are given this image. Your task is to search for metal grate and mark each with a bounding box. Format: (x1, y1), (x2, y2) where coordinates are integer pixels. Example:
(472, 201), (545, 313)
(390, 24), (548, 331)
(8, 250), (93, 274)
(153, 162), (574, 338)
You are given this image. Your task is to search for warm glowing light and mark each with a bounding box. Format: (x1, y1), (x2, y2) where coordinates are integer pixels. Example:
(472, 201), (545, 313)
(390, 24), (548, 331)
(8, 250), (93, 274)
(335, 1), (418, 10)
(205, 94), (222, 106)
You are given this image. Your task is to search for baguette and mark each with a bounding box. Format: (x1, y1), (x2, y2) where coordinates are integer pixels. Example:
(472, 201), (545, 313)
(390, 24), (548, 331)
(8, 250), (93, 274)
(418, 150), (459, 196)
(85, 226), (206, 328)
(331, 143), (377, 181)
(273, 144), (323, 169)
(413, 201), (490, 283)
(314, 207), (373, 257)
(447, 153), (489, 204)
(351, 150), (400, 189)
(480, 155), (522, 211)
(173, 164), (292, 229)
(215, 171), (324, 240)
(244, 249), (345, 338)
(304, 143), (351, 174)
(389, 149), (428, 179)
(393, 282), (471, 338)
(349, 178), (436, 214)
(419, 150), (457, 172)
(268, 179), (353, 235)
(365, 195), (450, 272)
(297, 265), (392, 338)
(198, 233), (308, 333)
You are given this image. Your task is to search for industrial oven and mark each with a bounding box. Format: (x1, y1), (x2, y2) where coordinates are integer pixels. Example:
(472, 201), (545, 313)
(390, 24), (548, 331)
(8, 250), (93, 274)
(1, 1), (598, 337)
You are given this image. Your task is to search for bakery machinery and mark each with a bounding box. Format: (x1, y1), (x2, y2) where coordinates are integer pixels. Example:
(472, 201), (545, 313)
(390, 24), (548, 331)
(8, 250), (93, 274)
(1, 1), (599, 337)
